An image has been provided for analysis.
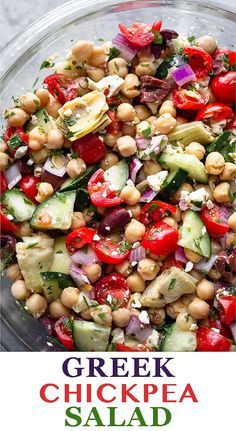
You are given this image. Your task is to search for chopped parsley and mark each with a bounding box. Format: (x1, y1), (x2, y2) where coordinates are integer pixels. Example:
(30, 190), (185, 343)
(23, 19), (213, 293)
(120, 242), (132, 253)
(108, 47), (120, 61)
(8, 135), (23, 153)
(187, 35), (196, 43)
(98, 312), (106, 320)
(64, 117), (77, 127)
(70, 151), (80, 159)
(64, 65), (72, 70)
(97, 37), (105, 42)
(56, 250), (63, 254)
(168, 278), (176, 290)
(193, 236), (203, 254)
(32, 76), (39, 87)
(143, 125), (152, 138)
(65, 130), (74, 139)
(152, 30), (163, 44)
(114, 61), (120, 72)
(40, 59), (55, 70)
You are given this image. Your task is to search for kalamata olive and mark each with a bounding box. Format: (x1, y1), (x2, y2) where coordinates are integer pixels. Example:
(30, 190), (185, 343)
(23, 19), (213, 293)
(40, 168), (65, 190)
(39, 315), (55, 336)
(98, 206), (131, 236)
(150, 43), (162, 59)
(18, 158), (33, 175)
(160, 29), (179, 45)
(0, 233), (16, 269)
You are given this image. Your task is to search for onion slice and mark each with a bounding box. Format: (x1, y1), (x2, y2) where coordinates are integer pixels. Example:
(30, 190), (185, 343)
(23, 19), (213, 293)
(129, 246), (146, 263)
(69, 264), (90, 287)
(71, 246), (100, 265)
(112, 33), (137, 62)
(4, 163), (22, 189)
(126, 315), (152, 343)
(171, 64), (196, 86)
(175, 247), (187, 263)
(140, 188), (157, 203)
(43, 156), (67, 177)
(130, 157), (143, 183)
(194, 255), (218, 273)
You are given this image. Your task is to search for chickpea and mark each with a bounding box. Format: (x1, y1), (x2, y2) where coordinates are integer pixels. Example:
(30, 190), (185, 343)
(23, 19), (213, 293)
(166, 298), (187, 319)
(18, 93), (41, 114)
(196, 279), (215, 301)
(196, 35), (217, 55)
(120, 185), (141, 206)
(205, 152), (225, 175)
(159, 100), (176, 118)
(11, 280), (30, 300)
(126, 203), (141, 220)
(75, 76), (89, 96)
(185, 142), (206, 160)
(91, 304), (112, 326)
(184, 248), (202, 263)
(116, 135), (137, 157)
(148, 308), (165, 325)
(155, 113), (177, 134)
(28, 127), (47, 151)
(82, 207), (94, 223)
(182, 293), (197, 306)
(70, 212), (86, 230)
(189, 270), (204, 282)
(35, 182), (53, 203)
(137, 258), (160, 281)
(72, 40), (94, 62)
(86, 66), (105, 82)
(49, 299), (70, 319)
(61, 287), (80, 309)
(46, 94), (62, 118)
(188, 297), (210, 320)
(35, 88), (50, 106)
(0, 140), (7, 153)
(136, 120), (155, 138)
(226, 232), (236, 248)
(211, 241), (222, 254)
(82, 263), (102, 283)
(220, 162), (236, 181)
(213, 182), (230, 203)
(108, 58), (128, 78)
(100, 152), (119, 171)
(31, 148), (48, 163)
(162, 217), (178, 230)
(66, 158), (86, 179)
(176, 312), (196, 331)
(5, 108), (29, 127)
(126, 272), (146, 293)
(135, 62), (156, 77)
(134, 104), (150, 121)
(143, 160), (161, 177)
(115, 260), (133, 278)
(46, 128), (64, 150)
(15, 221), (33, 237)
(80, 308), (92, 320)
(125, 219), (145, 243)
(121, 74), (140, 99)
(5, 263), (22, 282)
(228, 212), (236, 232)
(117, 103), (136, 122)
(122, 123), (136, 136)
(112, 308), (131, 327)
(172, 182), (193, 203)
(89, 46), (106, 66)
(104, 131), (122, 148)
(0, 153), (10, 170)
(25, 293), (47, 318)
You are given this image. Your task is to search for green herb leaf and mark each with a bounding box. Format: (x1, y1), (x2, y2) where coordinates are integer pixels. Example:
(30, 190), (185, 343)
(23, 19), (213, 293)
(8, 135), (23, 153)
(143, 125), (152, 138)
(120, 242), (132, 253)
(152, 30), (163, 45)
(40, 60), (55, 70)
(108, 47), (120, 61)
(27, 242), (38, 249)
(64, 117), (77, 127)
(187, 35), (196, 43)
(168, 278), (176, 290)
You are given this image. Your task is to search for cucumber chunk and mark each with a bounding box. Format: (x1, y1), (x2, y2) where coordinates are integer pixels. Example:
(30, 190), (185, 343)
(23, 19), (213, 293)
(158, 169), (188, 200)
(178, 210), (211, 258)
(30, 191), (76, 230)
(2, 189), (36, 222)
(104, 159), (129, 191)
(59, 166), (97, 192)
(50, 237), (71, 274)
(162, 323), (197, 352)
(25, 108), (54, 133)
(74, 189), (89, 211)
(73, 320), (111, 351)
(41, 272), (74, 302)
(168, 121), (214, 146)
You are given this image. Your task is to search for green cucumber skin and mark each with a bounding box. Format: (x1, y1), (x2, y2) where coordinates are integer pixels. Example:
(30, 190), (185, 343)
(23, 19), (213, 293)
(73, 320), (111, 352)
(74, 189), (89, 211)
(178, 210), (211, 259)
(104, 160), (129, 191)
(60, 166), (97, 192)
(158, 169), (188, 200)
(41, 272), (73, 288)
(159, 151), (208, 183)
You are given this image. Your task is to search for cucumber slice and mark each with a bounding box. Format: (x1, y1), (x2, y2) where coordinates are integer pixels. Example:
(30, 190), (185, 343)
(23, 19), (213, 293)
(159, 149), (208, 183)
(104, 159), (129, 191)
(178, 210), (211, 258)
(74, 189), (89, 211)
(25, 108), (54, 133)
(168, 121), (214, 146)
(162, 323), (197, 352)
(50, 237), (71, 274)
(59, 165), (97, 192)
(73, 320), (111, 351)
(41, 272), (74, 302)
(158, 169), (188, 200)
(2, 189), (36, 222)
(30, 191), (76, 230)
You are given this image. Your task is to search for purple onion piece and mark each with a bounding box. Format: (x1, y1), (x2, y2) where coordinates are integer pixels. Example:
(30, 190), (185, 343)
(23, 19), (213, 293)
(69, 264), (90, 287)
(129, 246), (146, 263)
(98, 206), (131, 236)
(214, 281), (231, 293)
(112, 33), (137, 62)
(40, 168), (66, 190)
(175, 247), (188, 263)
(71, 246), (100, 265)
(130, 157), (143, 183)
(140, 188), (157, 203)
(171, 64), (196, 86)
(126, 315), (152, 343)
(218, 206), (229, 223)
(136, 137), (151, 149)
(194, 255), (218, 273)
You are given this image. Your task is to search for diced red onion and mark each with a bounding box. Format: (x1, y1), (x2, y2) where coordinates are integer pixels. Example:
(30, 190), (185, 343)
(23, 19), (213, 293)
(139, 135), (167, 159)
(18, 158), (33, 175)
(194, 254), (218, 273)
(136, 168), (145, 184)
(71, 246), (100, 265)
(220, 233), (228, 249)
(179, 199), (189, 211)
(130, 157), (143, 183)
(218, 205), (229, 223)
(44, 157), (67, 177)
(214, 281), (231, 293)
(175, 247), (188, 263)
(129, 246), (146, 263)
(40, 168), (65, 190)
(4, 163), (22, 189)
(230, 321), (236, 342)
(112, 33), (137, 62)
(125, 315), (152, 343)
(140, 188), (157, 203)
(69, 264), (90, 287)
(171, 64), (196, 87)
(136, 137), (151, 149)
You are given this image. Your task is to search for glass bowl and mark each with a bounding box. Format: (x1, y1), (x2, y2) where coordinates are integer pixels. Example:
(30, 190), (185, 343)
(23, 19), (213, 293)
(1, 0), (236, 351)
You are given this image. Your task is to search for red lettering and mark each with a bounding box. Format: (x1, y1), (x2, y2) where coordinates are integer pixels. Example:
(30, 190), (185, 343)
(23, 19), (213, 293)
(40, 383), (59, 403)
(144, 384), (158, 402)
(162, 384), (177, 403)
(121, 384), (139, 402)
(97, 384), (116, 403)
(64, 384), (81, 402)
(179, 384), (198, 402)
(87, 384), (92, 403)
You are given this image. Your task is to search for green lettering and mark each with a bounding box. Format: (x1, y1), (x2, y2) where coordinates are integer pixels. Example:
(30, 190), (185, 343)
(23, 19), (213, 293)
(151, 407), (172, 426)
(65, 406), (82, 427)
(127, 407), (148, 427)
(84, 407), (104, 427)
(109, 407), (126, 426)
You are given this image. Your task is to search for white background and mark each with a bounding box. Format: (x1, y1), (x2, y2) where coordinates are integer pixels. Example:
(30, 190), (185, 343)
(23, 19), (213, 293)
(1, 352), (235, 431)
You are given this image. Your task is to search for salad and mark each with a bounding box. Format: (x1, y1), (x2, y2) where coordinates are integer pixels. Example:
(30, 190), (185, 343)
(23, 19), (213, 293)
(1, 19), (236, 352)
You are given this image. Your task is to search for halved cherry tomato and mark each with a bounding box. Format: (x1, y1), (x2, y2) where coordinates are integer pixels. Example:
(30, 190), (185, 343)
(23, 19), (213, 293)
(197, 326), (231, 352)
(94, 237), (130, 264)
(201, 205), (229, 238)
(0, 173), (7, 196)
(226, 116), (236, 131)
(173, 86), (208, 110)
(214, 47), (236, 68)
(106, 111), (122, 134)
(71, 133), (106, 165)
(208, 318), (232, 339)
(115, 343), (152, 352)
(54, 316), (75, 350)
(66, 227), (97, 255)
(88, 169), (124, 208)
(0, 210), (17, 233)
(160, 254), (184, 272)
(43, 73), (77, 104)
(94, 273), (130, 309)
(19, 175), (39, 204)
(184, 47), (213, 78)
(140, 200), (176, 227)
(142, 221), (178, 256)
(210, 71), (236, 105)
(196, 103), (234, 123)
(4, 127), (28, 156)
(119, 20), (162, 47)
(218, 296), (236, 325)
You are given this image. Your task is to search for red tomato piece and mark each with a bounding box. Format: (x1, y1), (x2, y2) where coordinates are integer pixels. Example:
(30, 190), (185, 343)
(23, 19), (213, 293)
(210, 71), (236, 105)
(106, 111), (122, 134)
(115, 343), (152, 352)
(88, 169), (124, 208)
(173, 86), (208, 110)
(19, 175), (39, 204)
(119, 20), (162, 47)
(214, 47), (236, 67)
(94, 273), (130, 309)
(196, 103), (234, 123)
(201, 205), (229, 238)
(140, 200), (176, 227)
(54, 316), (75, 350)
(197, 326), (231, 352)
(0, 211), (17, 233)
(208, 318), (232, 339)
(4, 127), (28, 156)
(218, 296), (236, 325)
(71, 133), (106, 165)
(160, 254), (184, 272)
(184, 47), (213, 78)
(0, 173), (8, 196)
(43, 73), (77, 104)
(142, 221), (178, 256)
(94, 237), (130, 264)
(226, 116), (236, 131)
(66, 227), (97, 254)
